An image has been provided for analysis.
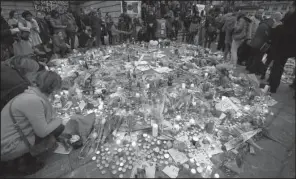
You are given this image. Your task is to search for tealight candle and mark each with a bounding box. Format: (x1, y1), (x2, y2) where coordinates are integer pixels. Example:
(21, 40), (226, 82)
(189, 119), (195, 125)
(152, 124), (158, 137)
(131, 141), (136, 147)
(176, 115), (181, 121)
(192, 101), (196, 106)
(164, 154), (170, 158)
(191, 169), (197, 174)
(135, 93), (140, 98)
(92, 156), (96, 160)
(143, 133), (148, 138)
(214, 173), (220, 178)
(190, 158), (195, 163)
(96, 151), (100, 155)
(197, 167), (203, 173)
(190, 83), (194, 88)
(205, 73), (208, 77)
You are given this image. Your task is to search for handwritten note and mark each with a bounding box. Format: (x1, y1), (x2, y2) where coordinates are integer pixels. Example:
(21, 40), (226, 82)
(215, 96), (239, 112)
(168, 149), (188, 164)
(162, 165), (179, 178)
(192, 149), (213, 166)
(79, 101), (86, 111)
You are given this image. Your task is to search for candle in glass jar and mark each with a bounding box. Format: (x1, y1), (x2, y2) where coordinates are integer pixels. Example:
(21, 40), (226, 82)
(152, 124), (158, 137)
(214, 173), (220, 178)
(182, 83), (186, 89)
(191, 169), (197, 174)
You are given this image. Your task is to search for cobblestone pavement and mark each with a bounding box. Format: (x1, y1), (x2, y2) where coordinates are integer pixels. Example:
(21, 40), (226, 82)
(19, 44), (295, 178)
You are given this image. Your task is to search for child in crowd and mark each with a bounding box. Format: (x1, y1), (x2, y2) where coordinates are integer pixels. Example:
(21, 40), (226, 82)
(52, 31), (71, 58)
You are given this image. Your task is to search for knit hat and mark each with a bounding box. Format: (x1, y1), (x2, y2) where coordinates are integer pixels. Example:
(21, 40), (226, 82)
(272, 12), (282, 22)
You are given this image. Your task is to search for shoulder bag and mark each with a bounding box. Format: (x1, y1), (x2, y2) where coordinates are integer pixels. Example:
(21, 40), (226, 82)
(9, 98), (58, 157)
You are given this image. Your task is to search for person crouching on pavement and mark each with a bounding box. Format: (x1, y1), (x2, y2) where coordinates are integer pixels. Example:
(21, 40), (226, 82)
(1, 71), (65, 176)
(52, 31), (71, 58)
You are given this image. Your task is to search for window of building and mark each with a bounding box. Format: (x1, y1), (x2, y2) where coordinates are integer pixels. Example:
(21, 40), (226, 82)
(281, 5), (287, 11)
(264, 6), (269, 10)
(272, 6), (278, 11)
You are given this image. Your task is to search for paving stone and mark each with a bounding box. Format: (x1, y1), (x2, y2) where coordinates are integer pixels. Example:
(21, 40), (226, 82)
(255, 139), (288, 161)
(68, 149), (92, 170)
(280, 105), (295, 115)
(27, 154), (72, 178)
(278, 146), (295, 178)
(239, 150), (282, 178)
(267, 116), (295, 148)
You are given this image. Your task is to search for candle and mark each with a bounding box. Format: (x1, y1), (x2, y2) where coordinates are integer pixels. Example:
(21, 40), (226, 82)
(173, 124), (180, 131)
(189, 119), (195, 125)
(116, 140), (121, 145)
(146, 84), (150, 89)
(143, 133), (148, 138)
(176, 115), (181, 121)
(182, 83), (186, 89)
(152, 124), (158, 137)
(263, 85), (270, 93)
(197, 167), (203, 173)
(192, 101), (197, 106)
(190, 84), (194, 88)
(96, 151), (100, 155)
(135, 93), (140, 98)
(205, 73), (208, 77)
(131, 141), (136, 147)
(191, 169), (197, 174)
(92, 156), (96, 160)
(214, 173), (220, 178)
(164, 154), (170, 158)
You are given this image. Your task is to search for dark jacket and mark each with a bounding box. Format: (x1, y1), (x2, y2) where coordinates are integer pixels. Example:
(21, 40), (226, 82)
(146, 14), (157, 29)
(273, 11), (296, 57)
(1, 64), (30, 110)
(1, 16), (14, 46)
(249, 18), (274, 49)
(90, 15), (102, 37)
(36, 17), (51, 44)
(183, 15), (192, 30)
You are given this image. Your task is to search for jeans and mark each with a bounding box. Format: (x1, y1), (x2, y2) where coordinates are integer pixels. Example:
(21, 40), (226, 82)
(35, 124), (65, 144)
(231, 40), (243, 67)
(146, 26), (156, 41)
(66, 31), (76, 49)
(217, 31), (225, 51)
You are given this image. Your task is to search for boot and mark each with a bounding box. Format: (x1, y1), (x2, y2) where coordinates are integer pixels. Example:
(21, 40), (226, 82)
(16, 154), (45, 176)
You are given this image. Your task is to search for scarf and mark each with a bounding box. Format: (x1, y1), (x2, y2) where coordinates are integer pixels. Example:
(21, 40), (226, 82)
(25, 87), (54, 123)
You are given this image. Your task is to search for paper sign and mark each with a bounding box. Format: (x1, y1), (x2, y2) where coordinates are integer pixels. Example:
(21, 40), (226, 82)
(162, 165), (179, 178)
(247, 74), (260, 86)
(79, 101), (86, 111)
(224, 137), (243, 151)
(161, 30), (164, 35)
(219, 113), (226, 120)
(192, 149), (213, 166)
(63, 101), (73, 111)
(154, 67), (172, 73)
(241, 129), (261, 142)
(145, 162), (156, 178)
(168, 149), (188, 164)
(54, 142), (72, 154)
(215, 96), (239, 112)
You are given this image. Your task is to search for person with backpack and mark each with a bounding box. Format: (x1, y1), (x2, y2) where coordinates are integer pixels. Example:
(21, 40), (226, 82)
(237, 11), (261, 66)
(222, 12), (236, 61)
(246, 13), (277, 75)
(267, 1), (296, 93)
(231, 12), (249, 67)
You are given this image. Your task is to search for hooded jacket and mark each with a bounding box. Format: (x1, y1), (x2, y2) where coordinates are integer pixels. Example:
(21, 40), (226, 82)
(249, 18), (274, 49)
(1, 87), (62, 161)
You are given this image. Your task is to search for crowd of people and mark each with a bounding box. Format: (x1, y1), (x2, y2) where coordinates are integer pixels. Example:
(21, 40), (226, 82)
(0, 0), (295, 177)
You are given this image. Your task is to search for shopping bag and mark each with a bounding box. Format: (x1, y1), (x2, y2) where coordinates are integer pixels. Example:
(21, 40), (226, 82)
(261, 54), (267, 64)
